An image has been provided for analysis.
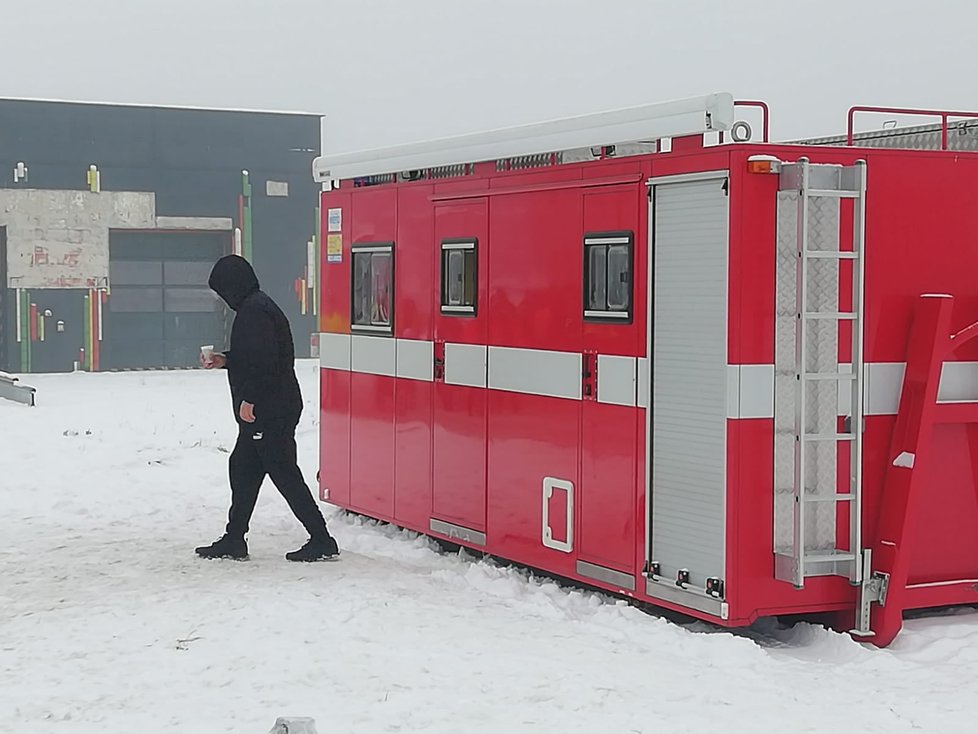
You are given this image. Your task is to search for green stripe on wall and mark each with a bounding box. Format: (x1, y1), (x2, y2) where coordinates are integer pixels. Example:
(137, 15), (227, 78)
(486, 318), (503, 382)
(242, 171), (253, 263)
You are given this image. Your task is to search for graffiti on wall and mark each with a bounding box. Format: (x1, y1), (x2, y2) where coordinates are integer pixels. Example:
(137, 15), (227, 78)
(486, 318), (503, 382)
(0, 189), (232, 290)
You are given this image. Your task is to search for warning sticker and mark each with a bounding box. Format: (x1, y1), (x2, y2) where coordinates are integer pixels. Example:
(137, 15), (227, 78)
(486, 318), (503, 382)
(327, 208), (342, 233)
(326, 234), (343, 263)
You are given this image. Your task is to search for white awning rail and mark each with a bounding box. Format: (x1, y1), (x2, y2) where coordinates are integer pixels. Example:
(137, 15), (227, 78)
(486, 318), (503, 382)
(313, 92), (735, 184)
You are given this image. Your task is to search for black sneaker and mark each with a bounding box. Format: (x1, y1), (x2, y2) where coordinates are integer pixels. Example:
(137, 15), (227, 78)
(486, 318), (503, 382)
(195, 534), (248, 560)
(286, 536), (340, 562)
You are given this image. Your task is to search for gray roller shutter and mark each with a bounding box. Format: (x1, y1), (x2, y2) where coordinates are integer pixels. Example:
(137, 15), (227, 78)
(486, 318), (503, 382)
(651, 176), (729, 588)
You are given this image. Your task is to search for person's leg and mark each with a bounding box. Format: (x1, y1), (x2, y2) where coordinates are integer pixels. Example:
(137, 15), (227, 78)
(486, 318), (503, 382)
(225, 428), (267, 538)
(255, 417), (338, 560)
(196, 428), (265, 559)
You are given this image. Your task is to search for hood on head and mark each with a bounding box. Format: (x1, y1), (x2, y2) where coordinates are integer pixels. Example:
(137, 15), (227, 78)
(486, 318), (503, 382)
(208, 255), (259, 310)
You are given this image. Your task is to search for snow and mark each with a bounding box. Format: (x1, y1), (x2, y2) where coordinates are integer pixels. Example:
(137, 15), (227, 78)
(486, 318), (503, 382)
(2, 361), (978, 733)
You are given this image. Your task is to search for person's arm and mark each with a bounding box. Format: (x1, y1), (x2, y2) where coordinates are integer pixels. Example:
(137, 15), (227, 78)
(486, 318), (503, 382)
(233, 308), (278, 410)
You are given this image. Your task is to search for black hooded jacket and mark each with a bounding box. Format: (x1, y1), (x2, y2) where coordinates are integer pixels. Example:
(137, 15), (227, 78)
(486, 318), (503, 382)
(208, 255), (303, 426)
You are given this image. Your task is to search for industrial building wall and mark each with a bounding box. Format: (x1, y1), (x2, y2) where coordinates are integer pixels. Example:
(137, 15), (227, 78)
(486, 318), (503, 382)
(0, 99), (320, 373)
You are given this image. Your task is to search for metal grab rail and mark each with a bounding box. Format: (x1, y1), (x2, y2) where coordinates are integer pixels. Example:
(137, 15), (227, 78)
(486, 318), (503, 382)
(847, 105), (978, 150)
(719, 100), (770, 143)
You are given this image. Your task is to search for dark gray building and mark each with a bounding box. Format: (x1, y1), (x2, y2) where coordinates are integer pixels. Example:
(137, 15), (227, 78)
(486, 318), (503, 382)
(0, 98), (321, 373)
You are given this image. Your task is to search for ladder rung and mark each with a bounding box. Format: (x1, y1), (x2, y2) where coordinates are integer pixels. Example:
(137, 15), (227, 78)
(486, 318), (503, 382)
(801, 372), (856, 382)
(802, 312), (857, 321)
(802, 433), (855, 442)
(804, 250), (859, 260)
(804, 493), (855, 502)
(804, 552), (857, 563)
(805, 189), (860, 199)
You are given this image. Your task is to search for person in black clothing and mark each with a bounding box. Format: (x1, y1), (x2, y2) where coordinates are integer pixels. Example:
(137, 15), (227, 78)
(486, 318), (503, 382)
(195, 254), (339, 562)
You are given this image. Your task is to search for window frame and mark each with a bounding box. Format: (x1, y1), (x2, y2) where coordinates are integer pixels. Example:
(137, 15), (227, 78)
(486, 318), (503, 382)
(350, 241), (395, 335)
(439, 237), (478, 316)
(583, 230), (634, 324)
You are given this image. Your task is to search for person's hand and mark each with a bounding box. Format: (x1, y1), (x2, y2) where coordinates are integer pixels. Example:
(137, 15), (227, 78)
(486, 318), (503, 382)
(200, 352), (226, 369)
(239, 401), (256, 423)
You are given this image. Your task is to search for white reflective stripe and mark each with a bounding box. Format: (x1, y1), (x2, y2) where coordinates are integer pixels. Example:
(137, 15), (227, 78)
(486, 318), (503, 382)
(319, 332), (351, 371)
(597, 355), (637, 407)
(637, 358), (649, 408)
(445, 343), (487, 388)
(862, 361), (978, 415)
(726, 364), (775, 419)
(323, 345), (978, 419)
(489, 346), (582, 400)
(396, 339), (433, 382)
(938, 362), (978, 402)
(863, 363), (900, 416)
(351, 335), (396, 377)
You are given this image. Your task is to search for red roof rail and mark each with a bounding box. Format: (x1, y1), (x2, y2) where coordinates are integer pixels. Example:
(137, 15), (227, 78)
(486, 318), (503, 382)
(719, 100), (770, 143)
(847, 105), (978, 150)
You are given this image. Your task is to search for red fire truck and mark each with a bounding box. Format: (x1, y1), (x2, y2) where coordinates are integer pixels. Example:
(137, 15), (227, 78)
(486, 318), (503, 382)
(312, 93), (978, 646)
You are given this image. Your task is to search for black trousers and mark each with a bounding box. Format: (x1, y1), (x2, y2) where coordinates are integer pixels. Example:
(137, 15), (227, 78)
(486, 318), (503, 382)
(225, 417), (331, 541)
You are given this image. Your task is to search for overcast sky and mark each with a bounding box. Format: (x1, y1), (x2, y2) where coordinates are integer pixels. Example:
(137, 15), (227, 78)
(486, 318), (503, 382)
(3, 0), (977, 154)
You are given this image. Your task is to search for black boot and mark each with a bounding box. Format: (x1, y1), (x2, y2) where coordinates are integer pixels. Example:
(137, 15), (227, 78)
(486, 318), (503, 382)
(195, 534), (248, 560)
(286, 535), (339, 562)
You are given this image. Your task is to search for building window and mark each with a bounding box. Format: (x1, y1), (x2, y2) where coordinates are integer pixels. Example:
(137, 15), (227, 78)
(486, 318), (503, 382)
(351, 243), (394, 333)
(584, 231), (633, 321)
(440, 238), (478, 315)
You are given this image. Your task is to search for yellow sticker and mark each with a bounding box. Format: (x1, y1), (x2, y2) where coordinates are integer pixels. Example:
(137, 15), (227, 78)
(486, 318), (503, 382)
(326, 234), (342, 263)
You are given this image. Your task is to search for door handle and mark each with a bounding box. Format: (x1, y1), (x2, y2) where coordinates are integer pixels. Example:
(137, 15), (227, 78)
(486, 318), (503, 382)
(542, 477), (574, 553)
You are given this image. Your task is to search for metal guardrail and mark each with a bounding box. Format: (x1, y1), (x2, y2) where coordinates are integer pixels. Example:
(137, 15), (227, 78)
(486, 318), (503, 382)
(0, 373), (36, 406)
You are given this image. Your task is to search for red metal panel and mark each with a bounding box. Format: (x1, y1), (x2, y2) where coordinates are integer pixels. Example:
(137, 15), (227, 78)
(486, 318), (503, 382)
(726, 418), (854, 621)
(634, 419), (648, 581)
(488, 189), (583, 352)
(906, 423), (978, 583)
(432, 200), (489, 531)
(488, 167), (581, 189)
(487, 391), (580, 577)
(352, 187), (397, 244)
(320, 190), (351, 333)
(319, 369), (350, 506)
(649, 150), (729, 180)
(433, 385), (487, 530)
(904, 579), (978, 610)
(434, 199), (489, 343)
(728, 153), (776, 364)
(579, 402), (637, 573)
(394, 378), (433, 532)
(350, 373), (395, 519)
(858, 155), (978, 363)
(581, 186), (643, 356)
(395, 185), (435, 340)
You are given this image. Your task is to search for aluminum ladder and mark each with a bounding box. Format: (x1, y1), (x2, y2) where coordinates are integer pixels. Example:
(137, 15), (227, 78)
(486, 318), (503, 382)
(774, 157), (867, 589)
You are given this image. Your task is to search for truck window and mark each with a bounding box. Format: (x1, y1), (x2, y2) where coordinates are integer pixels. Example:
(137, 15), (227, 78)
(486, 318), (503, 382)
(584, 232), (633, 321)
(440, 238), (478, 315)
(351, 243), (394, 333)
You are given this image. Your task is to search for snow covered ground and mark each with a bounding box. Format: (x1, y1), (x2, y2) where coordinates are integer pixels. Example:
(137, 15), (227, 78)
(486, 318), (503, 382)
(2, 361), (978, 733)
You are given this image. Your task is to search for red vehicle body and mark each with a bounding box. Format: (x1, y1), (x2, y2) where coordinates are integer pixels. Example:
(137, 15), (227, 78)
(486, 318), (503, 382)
(313, 94), (978, 645)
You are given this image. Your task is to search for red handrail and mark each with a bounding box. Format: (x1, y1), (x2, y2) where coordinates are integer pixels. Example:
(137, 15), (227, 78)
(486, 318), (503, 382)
(719, 100), (770, 143)
(847, 105), (978, 150)
(734, 100), (770, 143)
